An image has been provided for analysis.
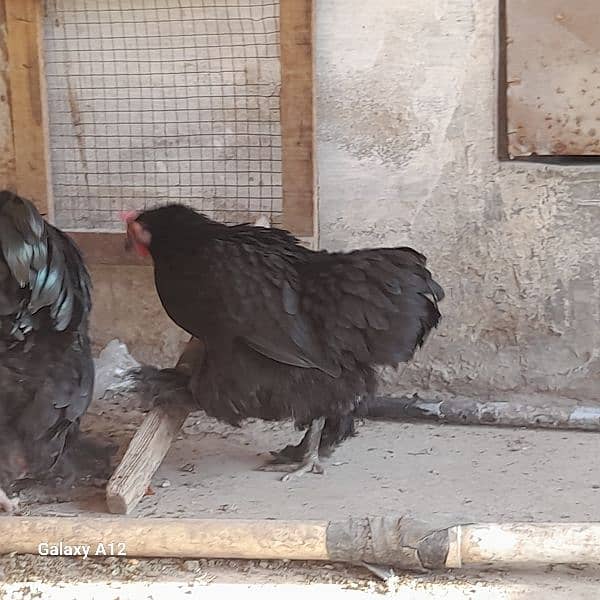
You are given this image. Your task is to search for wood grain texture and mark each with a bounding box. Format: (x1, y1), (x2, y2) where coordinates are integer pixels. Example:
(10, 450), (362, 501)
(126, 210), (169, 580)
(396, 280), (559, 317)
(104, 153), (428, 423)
(105, 336), (202, 514)
(4, 0), (51, 216)
(106, 404), (190, 514)
(66, 231), (149, 266)
(280, 0), (314, 237)
(66, 230), (315, 266)
(0, 517), (329, 560)
(0, 1), (15, 191)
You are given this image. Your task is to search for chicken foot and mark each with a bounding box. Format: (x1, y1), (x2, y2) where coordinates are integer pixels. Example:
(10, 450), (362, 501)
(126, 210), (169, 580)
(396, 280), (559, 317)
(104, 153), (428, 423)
(267, 432), (310, 465)
(0, 487), (18, 513)
(259, 417), (326, 481)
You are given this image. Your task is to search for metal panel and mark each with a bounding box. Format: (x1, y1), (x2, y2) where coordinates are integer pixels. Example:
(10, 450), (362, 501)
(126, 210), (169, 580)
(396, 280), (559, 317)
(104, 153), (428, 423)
(506, 0), (600, 157)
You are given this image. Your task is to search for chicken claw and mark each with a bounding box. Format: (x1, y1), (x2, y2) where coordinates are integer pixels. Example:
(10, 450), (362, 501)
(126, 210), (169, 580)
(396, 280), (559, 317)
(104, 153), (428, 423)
(280, 457), (325, 481)
(0, 487), (19, 513)
(259, 417), (326, 481)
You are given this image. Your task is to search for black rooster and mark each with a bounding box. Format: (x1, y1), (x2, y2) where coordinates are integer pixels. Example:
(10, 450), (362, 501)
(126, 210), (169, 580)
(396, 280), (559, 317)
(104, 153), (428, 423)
(0, 190), (94, 511)
(124, 204), (444, 480)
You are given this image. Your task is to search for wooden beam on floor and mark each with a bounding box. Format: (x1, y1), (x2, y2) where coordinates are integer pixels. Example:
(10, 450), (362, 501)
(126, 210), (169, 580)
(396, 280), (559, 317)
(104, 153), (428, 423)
(1, 515), (600, 570)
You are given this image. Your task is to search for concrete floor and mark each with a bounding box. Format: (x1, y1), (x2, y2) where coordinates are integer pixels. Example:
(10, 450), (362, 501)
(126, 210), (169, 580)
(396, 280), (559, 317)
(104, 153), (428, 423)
(6, 393), (600, 598)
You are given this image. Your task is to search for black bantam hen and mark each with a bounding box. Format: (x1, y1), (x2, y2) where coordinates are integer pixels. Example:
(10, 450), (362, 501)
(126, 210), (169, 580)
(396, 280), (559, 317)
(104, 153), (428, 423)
(0, 190), (94, 511)
(124, 204), (444, 480)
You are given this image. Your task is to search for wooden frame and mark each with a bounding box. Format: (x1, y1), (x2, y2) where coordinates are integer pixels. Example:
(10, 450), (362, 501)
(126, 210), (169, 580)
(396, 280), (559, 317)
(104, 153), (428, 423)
(0, 0), (52, 218)
(0, 0), (315, 263)
(280, 0), (314, 237)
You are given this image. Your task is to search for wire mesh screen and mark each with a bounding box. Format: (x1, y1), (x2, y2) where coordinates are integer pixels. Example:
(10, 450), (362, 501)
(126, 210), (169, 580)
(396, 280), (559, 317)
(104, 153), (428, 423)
(43, 0), (282, 230)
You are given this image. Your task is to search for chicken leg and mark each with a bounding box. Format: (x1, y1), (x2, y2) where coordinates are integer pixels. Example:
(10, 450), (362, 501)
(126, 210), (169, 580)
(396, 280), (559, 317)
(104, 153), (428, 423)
(259, 417), (326, 481)
(267, 430), (310, 464)
(265, 413), (356, 465)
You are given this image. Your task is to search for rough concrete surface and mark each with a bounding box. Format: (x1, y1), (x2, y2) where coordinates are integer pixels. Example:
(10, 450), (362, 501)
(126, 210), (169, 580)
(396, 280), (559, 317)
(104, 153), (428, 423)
(5, 390), (599, 597)
(315, 0), (600, 404)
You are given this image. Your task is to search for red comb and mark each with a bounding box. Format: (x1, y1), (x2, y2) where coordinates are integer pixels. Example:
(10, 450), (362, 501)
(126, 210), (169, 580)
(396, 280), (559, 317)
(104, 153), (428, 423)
(120, 210), (139, 223)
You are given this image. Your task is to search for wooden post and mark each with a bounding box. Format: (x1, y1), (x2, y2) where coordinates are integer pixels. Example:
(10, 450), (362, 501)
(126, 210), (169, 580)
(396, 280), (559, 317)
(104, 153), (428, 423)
(2, 0), (52, 217)
(0, 1), (16, 193)
(280, 0), (314, 237)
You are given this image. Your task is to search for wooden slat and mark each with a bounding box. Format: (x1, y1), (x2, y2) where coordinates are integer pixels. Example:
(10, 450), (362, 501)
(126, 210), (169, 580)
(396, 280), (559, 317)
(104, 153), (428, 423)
(66, 229), (316, 266)
(0, 1), (16, 192)
(280, 0), (314, 237)
(66, 231), (149, 266)
(3, 0), (51, 216)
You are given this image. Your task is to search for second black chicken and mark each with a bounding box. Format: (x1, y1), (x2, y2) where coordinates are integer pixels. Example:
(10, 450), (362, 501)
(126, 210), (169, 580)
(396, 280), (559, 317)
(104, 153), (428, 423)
(124, 204), (444, 480)
(0, 190), (95, 510)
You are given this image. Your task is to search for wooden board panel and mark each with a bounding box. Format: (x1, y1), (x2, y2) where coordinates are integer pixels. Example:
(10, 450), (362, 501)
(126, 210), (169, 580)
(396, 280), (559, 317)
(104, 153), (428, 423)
(67, 231), (149, 267)
(0, 1), (15, 191)
(506, 0), (600, 157)
(3, 0), (51, 215)
(280, 0), (314, 236)
(66, 230), (315, 266)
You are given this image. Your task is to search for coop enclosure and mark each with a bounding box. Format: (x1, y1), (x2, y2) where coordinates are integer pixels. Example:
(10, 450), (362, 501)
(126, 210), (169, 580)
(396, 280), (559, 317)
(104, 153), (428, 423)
(0, 0), (314, 262)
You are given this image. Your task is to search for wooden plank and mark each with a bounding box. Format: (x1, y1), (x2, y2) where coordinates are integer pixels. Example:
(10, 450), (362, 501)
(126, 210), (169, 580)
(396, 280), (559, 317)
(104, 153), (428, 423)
(4, 0), (51, 216)
(66, 231), (149, 266)
(496, 0), (509, 159)
(0, 1), (16, 192)
(66, 230), (315, 267)
(280, 0), (314, 237)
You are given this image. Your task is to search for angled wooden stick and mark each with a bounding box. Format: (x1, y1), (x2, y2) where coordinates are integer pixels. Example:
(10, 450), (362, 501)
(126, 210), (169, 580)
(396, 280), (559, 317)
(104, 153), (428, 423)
(105, 338), (202, 514)
(105, 403), (190, 514)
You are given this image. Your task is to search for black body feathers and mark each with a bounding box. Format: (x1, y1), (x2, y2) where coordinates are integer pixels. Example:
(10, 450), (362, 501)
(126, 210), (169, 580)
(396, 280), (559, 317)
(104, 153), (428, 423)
(133, 204), (444, 454)
(0, 191), (94, 489)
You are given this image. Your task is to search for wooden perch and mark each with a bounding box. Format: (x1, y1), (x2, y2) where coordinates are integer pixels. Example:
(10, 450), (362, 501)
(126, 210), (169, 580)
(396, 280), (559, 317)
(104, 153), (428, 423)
(1, 515), (600, 570)
(105, 337), (203, 514)
(362, 395), (600, 431)
(105, 403), (190, 514)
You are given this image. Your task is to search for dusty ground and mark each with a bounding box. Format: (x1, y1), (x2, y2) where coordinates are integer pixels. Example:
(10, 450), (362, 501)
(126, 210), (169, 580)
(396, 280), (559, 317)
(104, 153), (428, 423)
(1, 554), (600, 599)
(5, 389), (600, 598)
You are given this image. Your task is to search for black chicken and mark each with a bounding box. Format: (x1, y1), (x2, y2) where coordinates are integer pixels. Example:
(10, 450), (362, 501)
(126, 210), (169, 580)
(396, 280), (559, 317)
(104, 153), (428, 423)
(124, 204), (444, 480)
(0, 190), (94, 510)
